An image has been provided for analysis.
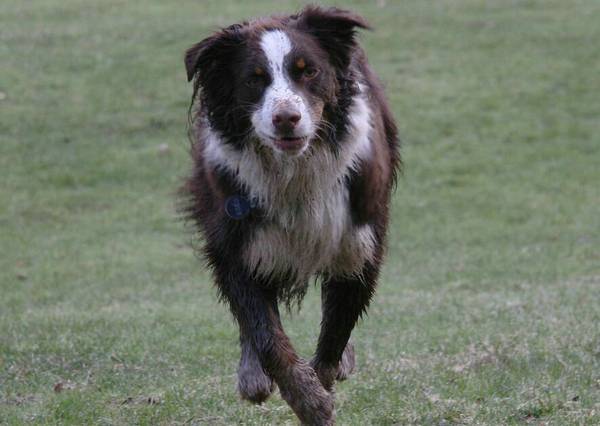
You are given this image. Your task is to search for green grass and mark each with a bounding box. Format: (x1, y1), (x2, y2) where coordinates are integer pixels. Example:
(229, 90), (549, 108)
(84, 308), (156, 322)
(1, 0), (599, 424)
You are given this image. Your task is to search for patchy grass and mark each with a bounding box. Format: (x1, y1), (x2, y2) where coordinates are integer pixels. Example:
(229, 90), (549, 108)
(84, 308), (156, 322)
(1, 0), (599, 424)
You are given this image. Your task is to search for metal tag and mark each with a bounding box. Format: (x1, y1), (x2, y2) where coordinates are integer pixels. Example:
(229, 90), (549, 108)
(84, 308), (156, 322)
(225, 195), (251, 220)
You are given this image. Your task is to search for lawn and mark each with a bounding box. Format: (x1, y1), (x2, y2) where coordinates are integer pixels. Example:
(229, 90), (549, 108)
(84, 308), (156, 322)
(1, 0), (599, 424)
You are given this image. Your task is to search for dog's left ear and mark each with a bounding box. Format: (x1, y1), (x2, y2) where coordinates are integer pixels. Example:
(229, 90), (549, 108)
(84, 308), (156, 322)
(295, 6), (371, 70)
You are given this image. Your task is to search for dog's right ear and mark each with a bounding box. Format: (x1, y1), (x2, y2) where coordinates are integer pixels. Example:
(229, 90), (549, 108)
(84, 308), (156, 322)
(185, 38), (211, 82)
(184, 24), (245, 82)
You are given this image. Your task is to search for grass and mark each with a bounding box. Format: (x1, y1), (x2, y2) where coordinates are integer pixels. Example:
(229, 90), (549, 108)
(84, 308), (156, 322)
(1, 0), (599, 424)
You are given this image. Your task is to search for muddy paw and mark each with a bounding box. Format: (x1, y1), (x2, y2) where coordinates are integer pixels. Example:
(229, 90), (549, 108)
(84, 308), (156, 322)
(278, 360), (335, 426)
(238, 363), (275, 404)
(311, 342), (356, 390)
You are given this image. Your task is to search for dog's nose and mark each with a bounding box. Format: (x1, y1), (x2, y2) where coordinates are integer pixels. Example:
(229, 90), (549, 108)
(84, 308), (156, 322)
(272, 110), (301, 133)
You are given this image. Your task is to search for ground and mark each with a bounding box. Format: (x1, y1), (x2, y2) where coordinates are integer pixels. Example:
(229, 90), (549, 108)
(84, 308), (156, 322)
(1, 0), (599, 424)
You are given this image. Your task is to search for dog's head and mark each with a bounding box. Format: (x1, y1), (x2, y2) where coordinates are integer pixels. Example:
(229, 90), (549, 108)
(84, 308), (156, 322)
(185, 6), (369, 156)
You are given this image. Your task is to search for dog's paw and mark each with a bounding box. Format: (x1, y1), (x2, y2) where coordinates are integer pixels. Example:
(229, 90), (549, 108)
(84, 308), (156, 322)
(278, 360), (335, 426)
(336, 341), (355, 381)
(237, 364), (275, 404)
(309, 360), (337, 392)
(310, 341), (356, 389)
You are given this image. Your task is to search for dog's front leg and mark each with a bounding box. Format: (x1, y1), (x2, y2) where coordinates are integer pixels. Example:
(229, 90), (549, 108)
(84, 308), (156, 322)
(312, 263), (379, 391)
(217, 270), (334, 425)
(238, 325), (275, 403)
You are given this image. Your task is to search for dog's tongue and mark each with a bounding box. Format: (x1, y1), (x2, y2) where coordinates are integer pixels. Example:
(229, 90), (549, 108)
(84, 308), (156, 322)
(274, 137), (305, 151)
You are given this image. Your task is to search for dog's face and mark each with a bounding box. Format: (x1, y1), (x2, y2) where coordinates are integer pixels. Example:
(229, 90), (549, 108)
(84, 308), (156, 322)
(247, 30), (328, 155)
(185, 7), (369, 156)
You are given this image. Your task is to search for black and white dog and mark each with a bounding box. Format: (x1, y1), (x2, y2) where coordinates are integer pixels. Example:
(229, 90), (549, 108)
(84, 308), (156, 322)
(181, 6), (400, 425)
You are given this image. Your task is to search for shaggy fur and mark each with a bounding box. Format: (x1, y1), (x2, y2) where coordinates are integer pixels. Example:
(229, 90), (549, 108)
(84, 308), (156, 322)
(181, 6), (400, 425)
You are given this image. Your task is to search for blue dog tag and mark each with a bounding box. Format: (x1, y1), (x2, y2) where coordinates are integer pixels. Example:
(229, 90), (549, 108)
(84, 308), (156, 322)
(225, 195), (251, 220)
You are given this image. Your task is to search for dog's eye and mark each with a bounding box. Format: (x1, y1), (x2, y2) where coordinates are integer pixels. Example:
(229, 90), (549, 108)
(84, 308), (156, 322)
(245, 75), (264, 89)
(303, 67), (319, 80)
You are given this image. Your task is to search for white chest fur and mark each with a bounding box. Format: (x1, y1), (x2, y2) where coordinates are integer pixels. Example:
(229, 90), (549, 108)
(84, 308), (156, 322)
(244, 173), (375, 284)
(204, 95), (375, 284)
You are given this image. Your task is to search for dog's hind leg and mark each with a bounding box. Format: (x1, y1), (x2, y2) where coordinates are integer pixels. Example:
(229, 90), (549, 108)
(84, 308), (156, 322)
(312, 262), (378, 391)
(335, 340), (355, 381)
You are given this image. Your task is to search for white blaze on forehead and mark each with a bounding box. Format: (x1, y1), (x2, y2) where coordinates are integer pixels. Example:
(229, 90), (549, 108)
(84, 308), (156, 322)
(252, 30), (313, 146)
(260, 30), (292, 76)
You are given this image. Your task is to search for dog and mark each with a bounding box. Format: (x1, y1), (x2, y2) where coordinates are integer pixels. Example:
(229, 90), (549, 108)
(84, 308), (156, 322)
(181, 6), (400, 425)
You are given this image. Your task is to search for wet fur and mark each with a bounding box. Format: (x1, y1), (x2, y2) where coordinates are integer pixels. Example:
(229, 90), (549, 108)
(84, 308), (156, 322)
(181, 6), (400, 425)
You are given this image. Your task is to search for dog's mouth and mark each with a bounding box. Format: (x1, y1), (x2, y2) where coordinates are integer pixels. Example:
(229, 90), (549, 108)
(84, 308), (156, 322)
(270, 136), (308, 153)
